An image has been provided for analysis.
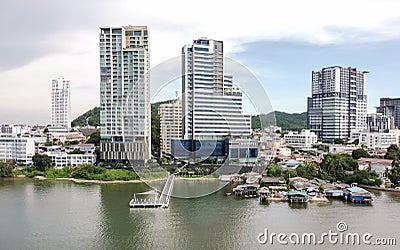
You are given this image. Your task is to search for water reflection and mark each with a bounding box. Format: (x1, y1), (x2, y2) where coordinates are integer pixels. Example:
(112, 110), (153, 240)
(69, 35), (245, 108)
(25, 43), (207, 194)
(1, 178), (400, 249)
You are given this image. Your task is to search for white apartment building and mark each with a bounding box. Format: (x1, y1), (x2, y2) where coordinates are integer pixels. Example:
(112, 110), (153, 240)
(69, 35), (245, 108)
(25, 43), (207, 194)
(159, 97), (182, 155)
(51, 77), (70, 128)
(182, 38), (251, 140)
(44, 152), (96, 168)
(307, 66), (368, 142)
(284, 130), (317, 148)
(0, 136), (35, 165)
(99, 26), (150, 163)
(359, 132), (399, 150)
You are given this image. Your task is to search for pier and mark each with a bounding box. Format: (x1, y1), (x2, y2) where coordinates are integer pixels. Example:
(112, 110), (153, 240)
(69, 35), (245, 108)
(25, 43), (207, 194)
(129, 174), (175, 208)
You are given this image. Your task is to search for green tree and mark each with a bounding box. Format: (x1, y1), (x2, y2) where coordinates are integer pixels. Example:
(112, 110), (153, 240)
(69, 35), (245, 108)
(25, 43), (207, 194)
(87, 131), (100, 145)
(0, 160), (16, 177)
(384, 144), (400, 160)
(70, 164), (105, 179)
(388, 159), (400, 185)
(32, 154), (53, 171)
(344, 170), (381, 186)
(151, 112), (160, 158)
(283, 169), (298, 180)
(318, 184), (325, 193)
(272, 157), (281, 164)
(296, 162), (318, 179)
(352, 148), (369, 160)
(320, 153), (358, 181)
(267, 165), (282, 177)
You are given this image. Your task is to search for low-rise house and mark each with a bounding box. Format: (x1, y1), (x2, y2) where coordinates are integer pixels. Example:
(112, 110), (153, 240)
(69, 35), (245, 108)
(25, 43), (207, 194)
(41, 144), (97, 168)
(44, 151), (96, 168)
(284, 130), (317, 149)
(344, 186), (373, 203)
(357, 157), (393, 178)
(329, 145), (358, 155)
(260, 176), (286, 189)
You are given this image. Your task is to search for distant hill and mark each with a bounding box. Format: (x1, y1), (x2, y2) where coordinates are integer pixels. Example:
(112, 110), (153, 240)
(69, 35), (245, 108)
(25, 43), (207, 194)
(70, 100), (172, 129)
(251, 111), (307, 131)
(151, 99), (175, 113)
(71, 107), (100, 127)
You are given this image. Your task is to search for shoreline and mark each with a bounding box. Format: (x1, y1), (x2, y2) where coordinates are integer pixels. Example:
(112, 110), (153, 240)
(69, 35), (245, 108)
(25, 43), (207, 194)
(9, 174), (227, 184)
(175, 176), (222, 181)
(14, 175), (168, 184)
(358, 184), (400, 193)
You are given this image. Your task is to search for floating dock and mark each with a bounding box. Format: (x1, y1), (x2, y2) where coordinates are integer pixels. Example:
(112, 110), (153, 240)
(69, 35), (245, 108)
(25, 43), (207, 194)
(129, 174), (175, 208)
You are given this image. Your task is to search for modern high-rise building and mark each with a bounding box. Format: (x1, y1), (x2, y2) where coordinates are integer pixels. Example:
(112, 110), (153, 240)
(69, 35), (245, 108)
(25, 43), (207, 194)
(181, 38), (251, 141)
(307, 66), (368, 142)
(159, 97), (182, 155)
(99, 26), (150, 164)
(366, 113), (394, 132)
(376, 97), (400, 129)
(51, 77), (70, 128)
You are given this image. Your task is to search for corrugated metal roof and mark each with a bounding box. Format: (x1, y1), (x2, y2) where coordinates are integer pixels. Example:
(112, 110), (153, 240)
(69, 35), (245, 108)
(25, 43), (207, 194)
(347, 186), (368, 193)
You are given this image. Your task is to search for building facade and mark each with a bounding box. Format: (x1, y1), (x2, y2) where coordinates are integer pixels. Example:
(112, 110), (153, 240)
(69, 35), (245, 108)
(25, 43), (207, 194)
(182, 38), (251, 141)
(159, 97), (182, 155)
(377, 97), (400, 129)
(44, 152), (96, 168)
(0, 136), (35, 165)
(99, 26), (150, 164)
(359, 132), (399, 150)
(284, 130), (318, 148)
(307, 66), (368, 142)
(51, 77), (70, 128)
(228, 138), (259, 163)
(366, 113), (394, 132)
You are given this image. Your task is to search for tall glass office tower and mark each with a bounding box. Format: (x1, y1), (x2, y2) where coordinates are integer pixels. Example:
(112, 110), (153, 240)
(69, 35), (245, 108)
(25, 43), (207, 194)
(181, 38), (251, 140)
(99, 26), (150, 163)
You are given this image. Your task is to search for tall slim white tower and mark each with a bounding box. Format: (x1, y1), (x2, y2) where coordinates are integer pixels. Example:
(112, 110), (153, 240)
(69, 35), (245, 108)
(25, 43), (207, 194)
(99, 26), (150, 163)
(51, 77), (70, 128)
(181, 38), (251, 140)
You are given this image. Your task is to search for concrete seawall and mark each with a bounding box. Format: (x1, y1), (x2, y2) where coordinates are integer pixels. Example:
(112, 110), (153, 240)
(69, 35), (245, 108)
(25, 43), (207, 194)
(358, 184), (400, 193)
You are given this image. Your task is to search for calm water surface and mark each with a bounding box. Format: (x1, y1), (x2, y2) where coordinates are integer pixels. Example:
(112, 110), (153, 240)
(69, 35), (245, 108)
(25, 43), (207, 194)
(1, 178), (399, 249)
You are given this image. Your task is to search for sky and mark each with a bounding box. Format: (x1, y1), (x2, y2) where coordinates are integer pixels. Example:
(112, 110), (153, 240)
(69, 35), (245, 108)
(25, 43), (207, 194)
(1, 0), (400, 124)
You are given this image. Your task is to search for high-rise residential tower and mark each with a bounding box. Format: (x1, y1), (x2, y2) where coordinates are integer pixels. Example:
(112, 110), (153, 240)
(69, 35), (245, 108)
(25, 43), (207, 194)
(51, 77), (70, 128)
(377, 97), (400, 129)
(99, 26), (150, 163)
(181, 38), (251, 141)
(307, 66), (368, 142)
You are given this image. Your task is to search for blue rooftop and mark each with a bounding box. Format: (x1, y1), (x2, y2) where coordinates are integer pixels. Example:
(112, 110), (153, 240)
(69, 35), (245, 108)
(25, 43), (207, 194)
(288, 190), (308, 196)
(286, 159), (300, 167)
(347, 187), (368, 193)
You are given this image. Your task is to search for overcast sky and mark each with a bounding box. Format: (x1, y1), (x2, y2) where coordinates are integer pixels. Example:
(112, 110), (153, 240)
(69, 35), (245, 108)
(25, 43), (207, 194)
(1, 0), (400, 124)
